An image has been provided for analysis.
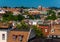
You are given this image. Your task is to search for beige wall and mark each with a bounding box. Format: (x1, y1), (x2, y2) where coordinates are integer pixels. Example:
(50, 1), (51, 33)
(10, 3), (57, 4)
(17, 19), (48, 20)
(7, 31), (29, 42)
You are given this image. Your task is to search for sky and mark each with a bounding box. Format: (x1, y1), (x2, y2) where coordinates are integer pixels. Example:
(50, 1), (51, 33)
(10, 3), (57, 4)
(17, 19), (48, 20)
(0, 0), (60, 8)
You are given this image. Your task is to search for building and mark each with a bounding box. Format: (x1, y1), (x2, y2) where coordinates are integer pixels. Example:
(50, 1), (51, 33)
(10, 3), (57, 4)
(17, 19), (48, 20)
(2, 8), (21, 15)
(0, 29), (7, 42)
(37, 24), (50, 37)
(0, 21), (17, 42)
(0, 10), (5, 14)
(0, 21), (36, 42)
(0, 9), (5, 18)
(7, 28), (29, 42)
(54, 18), (60, 24)
(28, 10), (40, 15)
(48, 24), (60, 39)
(0, 22), (11, 42)
(28, 19), (44, 25)
(7, 28), (36, 42)
(38, 6), (49, 11)
(56, 10), (60, 17)
(38, 6), (42, 11)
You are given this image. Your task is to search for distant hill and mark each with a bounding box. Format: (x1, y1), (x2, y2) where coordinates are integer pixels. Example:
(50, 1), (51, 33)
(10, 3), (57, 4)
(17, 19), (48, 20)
(14, 6), (37, 9)
(1, 6), (37, 9)
(48, 7), (60, 10)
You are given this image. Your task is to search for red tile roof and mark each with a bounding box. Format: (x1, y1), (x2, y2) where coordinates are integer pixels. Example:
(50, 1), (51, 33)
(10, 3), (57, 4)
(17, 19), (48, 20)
(38, 25), (49, 28)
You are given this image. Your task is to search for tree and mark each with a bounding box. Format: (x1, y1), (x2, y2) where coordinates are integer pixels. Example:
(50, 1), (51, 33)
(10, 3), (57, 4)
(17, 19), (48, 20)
(16, 21), (43, 38)
(46, 10), (57, 29)
(13, 16), (18, 21)
(58, 12), (60, 18)
(47, 10), (54, 15)
(34, 15), (40, 19)
(16, 21), (29, 30)
(2, 11), (13, 21)
(32, 25), (43, 38)
(28, 15), (35, 19)
(46, 10), (57, 20)
(17, 21), (29, 29)
(2, 11), (13, 22)
(20, 6), (29, 9)
(21, 21), (29, 29)
(17, 14), (25, 21)
(23, 11), (29, 15)
(16, 22), (21, 29)
(2, 6), (11, 8)
(5, 11), (13, 14)
(2, 11), (25, 22)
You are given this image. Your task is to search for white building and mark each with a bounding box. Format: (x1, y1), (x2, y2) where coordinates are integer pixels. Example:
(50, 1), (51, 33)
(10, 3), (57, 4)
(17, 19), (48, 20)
(0, 22), (13, 42)
(0, 10), (5, 14)
(0, 30), (7, 42)
(29, 19), (44, 25)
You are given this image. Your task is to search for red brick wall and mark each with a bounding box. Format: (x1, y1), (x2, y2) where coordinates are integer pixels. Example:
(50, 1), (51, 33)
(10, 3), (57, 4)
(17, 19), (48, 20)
(37, 25), (50, 37)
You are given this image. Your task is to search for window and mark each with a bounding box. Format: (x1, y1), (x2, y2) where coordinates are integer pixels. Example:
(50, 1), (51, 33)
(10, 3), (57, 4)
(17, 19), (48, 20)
(54, 35), (56, 38)
(49, 35), (52, 38)
(58, 36), (60, 38)
(13, 35), (17, 40)
(2, 34), (5, 40)
(45, 29), (47, 32)
(19, 35), (23, 42)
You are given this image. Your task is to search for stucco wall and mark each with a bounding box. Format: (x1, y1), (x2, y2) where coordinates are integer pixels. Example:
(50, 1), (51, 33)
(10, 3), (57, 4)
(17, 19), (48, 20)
(0, 30), (7, 42)
(7, 31), (29, 42)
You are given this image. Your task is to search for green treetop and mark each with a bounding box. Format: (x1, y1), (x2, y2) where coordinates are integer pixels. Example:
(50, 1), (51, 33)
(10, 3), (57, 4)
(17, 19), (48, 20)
(46, 10), (57, 20)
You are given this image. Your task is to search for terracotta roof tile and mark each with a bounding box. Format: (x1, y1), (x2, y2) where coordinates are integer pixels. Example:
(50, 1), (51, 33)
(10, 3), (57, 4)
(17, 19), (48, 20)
(0, 22), (10, 28)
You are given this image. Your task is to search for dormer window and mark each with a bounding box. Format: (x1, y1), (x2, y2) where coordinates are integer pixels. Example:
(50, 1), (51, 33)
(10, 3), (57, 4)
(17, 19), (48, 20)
(19, 35), (23, 42)
(13, 35), (17, 40)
